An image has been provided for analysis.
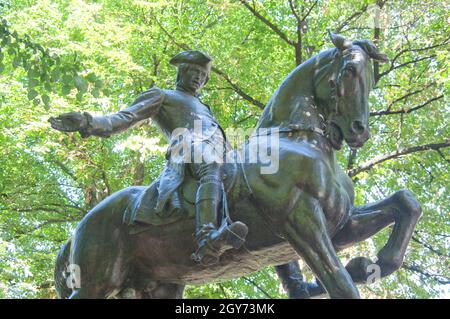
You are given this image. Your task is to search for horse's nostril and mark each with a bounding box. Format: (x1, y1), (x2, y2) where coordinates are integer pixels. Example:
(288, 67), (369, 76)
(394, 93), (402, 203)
(351, 120), (366, 135)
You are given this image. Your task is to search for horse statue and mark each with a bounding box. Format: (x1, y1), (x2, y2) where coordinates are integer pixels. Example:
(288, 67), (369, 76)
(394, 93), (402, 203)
(53, 33), (422, 299)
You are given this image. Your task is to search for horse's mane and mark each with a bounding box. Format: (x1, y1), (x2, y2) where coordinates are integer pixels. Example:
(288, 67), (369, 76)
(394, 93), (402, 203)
(256, 48), (336, 130)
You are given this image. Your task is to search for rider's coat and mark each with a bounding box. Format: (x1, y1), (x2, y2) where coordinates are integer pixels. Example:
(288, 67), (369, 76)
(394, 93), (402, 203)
(81, 86), (227, 212)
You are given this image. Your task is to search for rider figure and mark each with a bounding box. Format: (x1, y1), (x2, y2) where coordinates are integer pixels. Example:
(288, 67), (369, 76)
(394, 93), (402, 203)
(49, 51), (248, 265)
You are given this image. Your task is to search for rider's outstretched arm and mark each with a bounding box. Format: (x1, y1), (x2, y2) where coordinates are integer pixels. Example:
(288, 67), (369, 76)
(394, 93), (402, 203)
(79, 87), (165, 138)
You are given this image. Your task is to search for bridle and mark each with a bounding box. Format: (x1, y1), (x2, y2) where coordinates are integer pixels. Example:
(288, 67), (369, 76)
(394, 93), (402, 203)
(288, 50), (347, 142)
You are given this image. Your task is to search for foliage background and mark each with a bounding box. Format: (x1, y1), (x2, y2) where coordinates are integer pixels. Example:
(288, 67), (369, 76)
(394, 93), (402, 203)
(0, 0), (448, 298)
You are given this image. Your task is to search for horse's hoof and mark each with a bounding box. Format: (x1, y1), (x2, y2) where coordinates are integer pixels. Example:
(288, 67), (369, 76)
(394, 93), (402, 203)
(345, 256), (374, 284)
(375, 250), (403, 277)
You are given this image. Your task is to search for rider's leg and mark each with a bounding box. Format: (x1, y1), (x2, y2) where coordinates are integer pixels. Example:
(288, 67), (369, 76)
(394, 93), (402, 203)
(194, 165), (222, 233)
(191, 162), (248, 265)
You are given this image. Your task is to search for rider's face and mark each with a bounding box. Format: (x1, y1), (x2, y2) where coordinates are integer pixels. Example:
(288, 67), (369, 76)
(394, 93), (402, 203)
(179, 64), (209, 94)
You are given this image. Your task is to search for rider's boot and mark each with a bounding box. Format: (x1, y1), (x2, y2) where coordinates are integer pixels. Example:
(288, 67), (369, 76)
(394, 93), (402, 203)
(191, 199), (248, 265)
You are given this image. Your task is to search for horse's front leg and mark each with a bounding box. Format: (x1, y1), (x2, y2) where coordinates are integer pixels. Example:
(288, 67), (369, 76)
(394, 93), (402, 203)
(283, 193), (360, 299)
(333, 189), (422, 281)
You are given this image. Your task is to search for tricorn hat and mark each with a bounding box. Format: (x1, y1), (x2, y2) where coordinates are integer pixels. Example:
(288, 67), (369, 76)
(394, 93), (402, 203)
(169, 50), (212, 70)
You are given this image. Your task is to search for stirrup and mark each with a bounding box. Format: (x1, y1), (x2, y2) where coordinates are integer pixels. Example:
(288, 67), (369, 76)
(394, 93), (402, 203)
(191, 221), (248, 265)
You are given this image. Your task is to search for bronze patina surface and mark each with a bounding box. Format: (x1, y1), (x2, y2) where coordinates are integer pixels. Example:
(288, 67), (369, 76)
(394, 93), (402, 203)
(50, 33), (421, 299)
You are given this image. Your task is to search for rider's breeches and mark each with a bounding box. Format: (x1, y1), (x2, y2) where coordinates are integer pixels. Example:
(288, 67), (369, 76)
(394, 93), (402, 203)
(193, 162), (223, 233)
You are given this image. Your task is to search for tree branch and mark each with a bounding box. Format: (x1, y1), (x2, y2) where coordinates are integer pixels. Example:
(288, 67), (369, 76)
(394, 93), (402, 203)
(403, 263), (450, 285)
(348, 140), (450, 177)
(379, 55), (436, 78)
(239, 0), (295, 46)
(211, 66), (265, 109)
(101, 170), (111, 195)
(49, 159), (78, 182)
(370, 94), (444, 116)
(412, 234), (450, 258)
(390, 38), (450, 67)
(300, 0), (319, 22)
(218, 283), (231, 298)
(242, 276), (273, 298)
(347, 149), (357, 170)
(288, 0), (301, 23)
(148, 11), (265, 109)
(381, 82), (437, 113)
(436, 149), (450, 164)
(5, 218), (78, 241)
(335, 5), (369, 33)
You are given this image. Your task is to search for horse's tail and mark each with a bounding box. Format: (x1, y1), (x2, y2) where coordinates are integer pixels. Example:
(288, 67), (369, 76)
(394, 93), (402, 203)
(54, 238), (72, 299)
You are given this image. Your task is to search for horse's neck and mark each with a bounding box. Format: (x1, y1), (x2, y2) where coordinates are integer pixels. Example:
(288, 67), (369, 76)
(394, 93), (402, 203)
(252, 52), (340, 164)
(257, 60), (316, 129)
(256, 51), (335, 132)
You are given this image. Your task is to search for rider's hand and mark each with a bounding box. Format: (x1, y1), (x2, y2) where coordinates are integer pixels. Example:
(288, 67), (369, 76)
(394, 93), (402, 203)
(48, 112), (88, 133)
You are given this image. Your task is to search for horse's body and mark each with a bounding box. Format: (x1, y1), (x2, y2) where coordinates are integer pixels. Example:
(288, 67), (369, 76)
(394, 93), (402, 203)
(55, 34), (422, 299)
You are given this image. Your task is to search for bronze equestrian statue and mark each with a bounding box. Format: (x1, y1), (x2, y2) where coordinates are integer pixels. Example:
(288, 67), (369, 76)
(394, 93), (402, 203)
(50, 33), (422, 299)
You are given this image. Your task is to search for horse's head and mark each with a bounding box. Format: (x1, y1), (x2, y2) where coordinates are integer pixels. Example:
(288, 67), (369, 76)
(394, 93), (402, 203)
(314, 32), (388, 149)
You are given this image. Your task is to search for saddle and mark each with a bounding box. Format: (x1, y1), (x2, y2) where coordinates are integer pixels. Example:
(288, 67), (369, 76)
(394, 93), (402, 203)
(123, 154), (251, 235)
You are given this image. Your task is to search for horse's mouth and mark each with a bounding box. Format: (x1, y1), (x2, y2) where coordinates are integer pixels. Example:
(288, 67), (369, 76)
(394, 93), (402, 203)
(346, 139), (365, 149)
(345, 131), (370, 149)
(328, 123), (344, 150)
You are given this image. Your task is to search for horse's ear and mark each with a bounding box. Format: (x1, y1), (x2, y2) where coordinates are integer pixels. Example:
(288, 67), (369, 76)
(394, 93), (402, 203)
(328, 30), (352, 51)
(353, 40), (389, 63)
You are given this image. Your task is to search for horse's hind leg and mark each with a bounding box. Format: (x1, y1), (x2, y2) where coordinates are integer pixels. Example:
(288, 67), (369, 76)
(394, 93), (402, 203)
(275, 262), (310, 298)
(140, 282), (185, 299)
(68, 205), (131, 299)
(332, 189), (422, 280)
(283, 195), (360, 299)
(123, 277), (185, 299)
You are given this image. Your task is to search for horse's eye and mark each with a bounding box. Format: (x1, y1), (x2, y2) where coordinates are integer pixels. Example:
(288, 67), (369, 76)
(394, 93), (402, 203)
(345, 65), (356, 74)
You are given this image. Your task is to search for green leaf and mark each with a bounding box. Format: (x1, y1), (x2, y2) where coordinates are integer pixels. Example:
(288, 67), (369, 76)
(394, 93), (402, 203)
(74, 75), (88, 93)
(62, 74), (73, 86)
(28, 78), (40, 88)
(86, 73), (97, 82)
(27, 89), (38, 101)
(44, 81), (52, 91)
(61, 85), (71, 95)
(50, 69), (60, 81)
(0, 63), (4, 74)
(94, 79), (103, 88)
(91, 87), (100, 98)
(12, 57), (20, 68)
(1, 35), (11, 46)
(42, 94), (50, 107)
(28, 68), (40, 78)
(76, 91), (83, 101)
